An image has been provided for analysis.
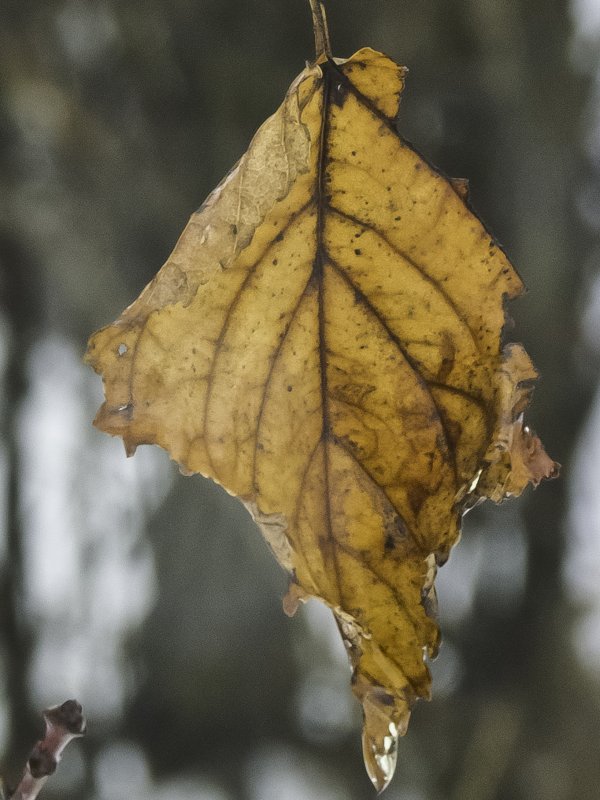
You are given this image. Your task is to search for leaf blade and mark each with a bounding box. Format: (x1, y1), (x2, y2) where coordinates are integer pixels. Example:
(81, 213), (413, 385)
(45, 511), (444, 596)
(86, 44), (558, 792)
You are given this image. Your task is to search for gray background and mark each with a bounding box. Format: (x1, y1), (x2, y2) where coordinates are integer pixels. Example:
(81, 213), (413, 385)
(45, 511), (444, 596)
(1, 1), (599, 798)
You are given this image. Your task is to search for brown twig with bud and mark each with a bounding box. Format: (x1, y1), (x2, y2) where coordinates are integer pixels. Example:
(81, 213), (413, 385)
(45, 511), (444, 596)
(6, 700), (86, 800)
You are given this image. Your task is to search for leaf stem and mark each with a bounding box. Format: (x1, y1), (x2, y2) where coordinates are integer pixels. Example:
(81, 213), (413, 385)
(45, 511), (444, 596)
(308, 0), (332, 61)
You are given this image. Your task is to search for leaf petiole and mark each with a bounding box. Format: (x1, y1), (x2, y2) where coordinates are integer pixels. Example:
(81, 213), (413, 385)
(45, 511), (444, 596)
(308, 0), (332, 61)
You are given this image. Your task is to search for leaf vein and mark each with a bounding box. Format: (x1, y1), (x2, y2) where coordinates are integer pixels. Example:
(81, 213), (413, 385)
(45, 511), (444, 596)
(326, 255), (458, 481)
(203, 202), (312, 476)
(253, 283), (315, 490)
(329, 206), (480, 351)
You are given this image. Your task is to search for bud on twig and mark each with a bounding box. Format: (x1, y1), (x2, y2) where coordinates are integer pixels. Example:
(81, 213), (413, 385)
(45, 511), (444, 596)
(7, 700), (85, 800)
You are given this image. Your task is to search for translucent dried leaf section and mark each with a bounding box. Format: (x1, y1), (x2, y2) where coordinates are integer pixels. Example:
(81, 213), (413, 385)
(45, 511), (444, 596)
(86, 48), (557, 791)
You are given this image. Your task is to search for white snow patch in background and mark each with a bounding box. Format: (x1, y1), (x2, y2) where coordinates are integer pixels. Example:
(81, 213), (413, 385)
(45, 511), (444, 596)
(56, 0), (121, 68)
(436, 534), (485, 626)
(151, 776), (230, 800)
(94, 740), (232, 800)
(560, 0), (600, 677)
(580, 270), (600, 351)
(572, 0), (600, 40)
(95, 741), (152, 800)
(565, 389), (600, 672)
(300, 599), (349, 669)
(245, 745), (349, 800)
(17, 335), (173, 718)
(0, 314), (9, 566)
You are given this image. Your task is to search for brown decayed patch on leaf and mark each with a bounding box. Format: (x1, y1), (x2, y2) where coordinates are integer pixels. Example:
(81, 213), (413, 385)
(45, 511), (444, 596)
(86, 44), (558, 791)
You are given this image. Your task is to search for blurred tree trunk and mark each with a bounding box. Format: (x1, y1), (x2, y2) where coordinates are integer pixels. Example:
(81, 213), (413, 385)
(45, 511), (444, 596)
(0, 237), (41, 789)
(422, 2), (595, 798)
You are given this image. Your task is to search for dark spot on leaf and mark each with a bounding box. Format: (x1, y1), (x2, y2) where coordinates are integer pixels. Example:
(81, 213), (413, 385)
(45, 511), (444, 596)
(331, 81), (349, 106)
(376, 691), (395, 707)
(407, 481), (429, 516)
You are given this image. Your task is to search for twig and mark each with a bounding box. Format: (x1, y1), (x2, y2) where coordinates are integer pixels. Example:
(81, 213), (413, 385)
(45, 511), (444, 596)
(7, 700), (86, 800)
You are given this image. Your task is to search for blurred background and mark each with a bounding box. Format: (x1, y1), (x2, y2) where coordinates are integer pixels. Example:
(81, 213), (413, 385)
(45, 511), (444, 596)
(0, 0), (599, 798)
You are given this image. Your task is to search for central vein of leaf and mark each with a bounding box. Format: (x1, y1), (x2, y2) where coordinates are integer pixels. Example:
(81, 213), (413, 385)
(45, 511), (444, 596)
(315, 68), (331, 441)
(314, 63), (343, 603)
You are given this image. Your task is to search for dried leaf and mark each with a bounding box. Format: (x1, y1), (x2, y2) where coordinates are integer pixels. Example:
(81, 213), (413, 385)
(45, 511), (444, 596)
(86, 19), (558, 792)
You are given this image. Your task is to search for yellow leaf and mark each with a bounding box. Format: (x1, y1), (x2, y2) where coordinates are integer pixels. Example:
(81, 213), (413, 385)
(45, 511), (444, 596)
(86, 7), (558, 791)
